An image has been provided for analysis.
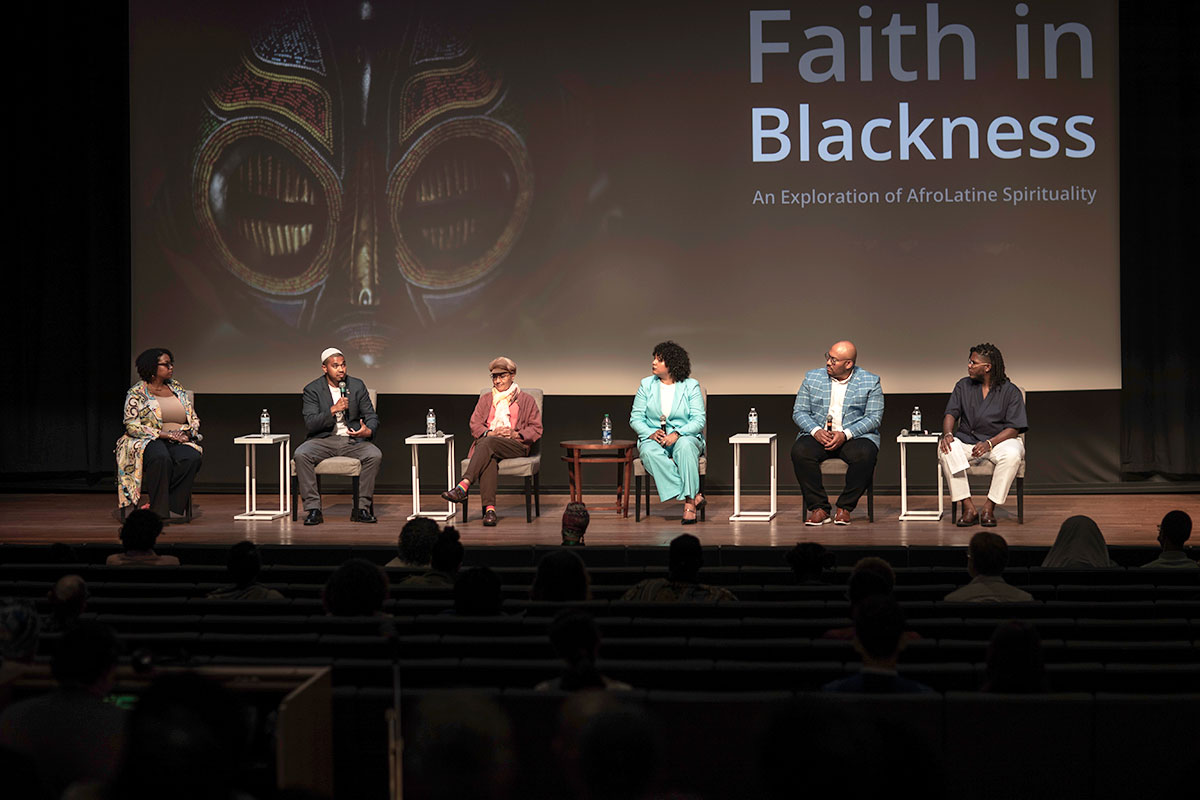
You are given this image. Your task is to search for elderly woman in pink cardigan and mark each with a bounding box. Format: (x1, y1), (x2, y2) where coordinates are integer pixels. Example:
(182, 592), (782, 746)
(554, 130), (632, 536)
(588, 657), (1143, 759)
(441, 357), (542, 527)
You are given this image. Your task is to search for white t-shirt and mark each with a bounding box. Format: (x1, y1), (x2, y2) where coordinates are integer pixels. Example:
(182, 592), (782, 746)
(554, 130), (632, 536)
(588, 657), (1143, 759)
(810, 374), (854, 440)
(327, 383), (349, 436)
(659, 382), (676, 421)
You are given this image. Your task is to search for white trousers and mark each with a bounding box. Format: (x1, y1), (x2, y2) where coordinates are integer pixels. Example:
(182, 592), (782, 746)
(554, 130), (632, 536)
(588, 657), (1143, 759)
(938, 438), (1024, 505)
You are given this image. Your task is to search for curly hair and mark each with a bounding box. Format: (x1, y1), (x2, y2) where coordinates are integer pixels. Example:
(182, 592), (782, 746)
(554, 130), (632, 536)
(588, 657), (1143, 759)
(135, 348), (174, 383)
(653, 341), (691, 381)
(970, 342), (1008, 385)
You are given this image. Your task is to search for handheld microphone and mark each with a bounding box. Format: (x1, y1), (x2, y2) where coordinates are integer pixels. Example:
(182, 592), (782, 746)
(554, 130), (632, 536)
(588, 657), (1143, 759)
(337, 381), (348, 423)
(825, 414), (834, 432)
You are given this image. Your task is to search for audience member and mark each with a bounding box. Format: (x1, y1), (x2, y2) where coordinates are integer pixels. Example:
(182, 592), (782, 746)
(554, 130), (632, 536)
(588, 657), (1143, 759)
(386, 516), (440, 568)
(531, 549), (592, 602)
(620, 533), (736, 602)
(106, 510), (179, 566)
(400, 527), (464, 587)
(822, 595), (934, 694)
(0, 599), (40, 664)
(785, 541), (835, 584)
(323, 559), (390, 616)
(406, 690), (515, 800)
(535, 610), (631, 691)
(943, 532), (1033, 603)
(555, 692), (659, 800)
(454, 566), (504, 615)
(561, 501), (590, 546)
(1142, 510), (1198, 569)
(102, 672), (252, 800)
(823, 557), (920, 643)
(43, 575), (90, 633)
(0, 622), (125, 799)
(1041, 515), (1114, 567)
(206, 541), (285, 600)
(981, 620), (1047, 693)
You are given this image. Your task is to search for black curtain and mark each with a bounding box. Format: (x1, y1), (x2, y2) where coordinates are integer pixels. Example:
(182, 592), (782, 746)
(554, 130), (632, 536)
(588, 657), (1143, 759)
(1119, 2), (1200, 478)
(0, 6), (129, 481)
(1, 3), (1196, 484)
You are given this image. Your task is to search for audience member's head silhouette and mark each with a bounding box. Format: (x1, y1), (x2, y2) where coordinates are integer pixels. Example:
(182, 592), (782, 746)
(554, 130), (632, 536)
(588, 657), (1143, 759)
(407, 691), (515, 800)
(557, 692), (659, 800)
(225, 541), (263, 588)
(547, 610), (606, 691)
(968, 531), (1009, 576)
(786, 542), (834, 583)
(455, 566), (503, 615)
(667, 533), (704, 583)
(431, 527), (466, 575)
(531, 549), (591, 602)
(983, 620), (1047, 693)
(110, 672), (251, 800)
(120, 509), (164, 552)
(323, 559), (389, 616)
(398, 517), (440, 566)
(847, 557), (896, 605)
(1158, 509), (1192, 550)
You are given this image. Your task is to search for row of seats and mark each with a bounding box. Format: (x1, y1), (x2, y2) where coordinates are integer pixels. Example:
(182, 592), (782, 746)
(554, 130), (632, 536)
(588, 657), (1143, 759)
(5, 542), (1193, 567)
(40, 629), (1200, 667)
(5, 562), (1199, 586)
(5, 579), (1198, 606)
(332, 688), (1198, 800)
(61, 611), (1200, 641)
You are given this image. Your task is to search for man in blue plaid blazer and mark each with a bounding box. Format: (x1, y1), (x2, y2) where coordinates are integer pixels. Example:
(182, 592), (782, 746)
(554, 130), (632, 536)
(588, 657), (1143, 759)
(791, 340), (883, 526)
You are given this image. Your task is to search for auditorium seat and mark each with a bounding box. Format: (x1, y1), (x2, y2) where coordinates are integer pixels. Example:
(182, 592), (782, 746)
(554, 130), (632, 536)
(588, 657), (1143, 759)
(944, 692), (1093, 800)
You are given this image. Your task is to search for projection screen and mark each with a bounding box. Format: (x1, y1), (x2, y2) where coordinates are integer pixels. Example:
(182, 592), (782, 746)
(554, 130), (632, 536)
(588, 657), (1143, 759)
(130, 0), (1118, 394)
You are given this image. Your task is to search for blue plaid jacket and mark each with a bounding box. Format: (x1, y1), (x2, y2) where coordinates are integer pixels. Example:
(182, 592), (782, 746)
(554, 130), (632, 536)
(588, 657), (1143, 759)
(792, 366), (883, 448)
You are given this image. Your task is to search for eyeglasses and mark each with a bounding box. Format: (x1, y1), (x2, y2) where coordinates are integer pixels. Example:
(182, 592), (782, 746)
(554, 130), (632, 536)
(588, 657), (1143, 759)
(968, 359), (989, 366)
(825, 354), (850, 364)
(490, 371), (512, 381)
(158, 361), (174, 369)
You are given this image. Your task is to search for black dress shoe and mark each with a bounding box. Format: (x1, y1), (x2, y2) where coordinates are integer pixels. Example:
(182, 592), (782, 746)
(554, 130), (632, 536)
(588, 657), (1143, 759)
(352, 508), (377, 523)
(441, 485), (468, 504)
(482, 508), (498, 526)
(303, 509), (324, 526)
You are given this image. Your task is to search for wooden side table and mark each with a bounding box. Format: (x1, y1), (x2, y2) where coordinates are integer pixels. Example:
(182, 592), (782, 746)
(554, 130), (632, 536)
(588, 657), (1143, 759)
(559, 439), (636, 517)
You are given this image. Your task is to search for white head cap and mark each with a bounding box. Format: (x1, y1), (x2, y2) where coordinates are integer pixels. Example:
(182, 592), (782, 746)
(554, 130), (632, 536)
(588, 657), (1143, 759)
(321, 347), (344, 364)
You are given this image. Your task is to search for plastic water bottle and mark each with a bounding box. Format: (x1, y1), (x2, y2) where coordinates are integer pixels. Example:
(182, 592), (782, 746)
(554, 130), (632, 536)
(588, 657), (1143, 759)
(748, 407), (758, 434)
(911, 406), (922, 434)
(260, 409), (270, 435)
(426, 409), (437, 436)
(601, 414), (612, 445)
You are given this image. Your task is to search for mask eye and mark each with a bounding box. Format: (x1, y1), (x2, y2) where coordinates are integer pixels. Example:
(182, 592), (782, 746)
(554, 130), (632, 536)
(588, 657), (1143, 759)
(197, 132), (338, 295)
(388, 119), (532, 290)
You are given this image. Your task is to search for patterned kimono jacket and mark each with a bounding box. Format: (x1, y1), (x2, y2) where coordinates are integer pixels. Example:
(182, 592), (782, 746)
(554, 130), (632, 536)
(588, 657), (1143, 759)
(115, 380), (202, 507)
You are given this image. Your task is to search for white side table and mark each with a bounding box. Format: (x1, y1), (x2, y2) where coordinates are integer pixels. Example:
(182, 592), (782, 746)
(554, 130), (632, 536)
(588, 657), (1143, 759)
(896, 433), (944, 521)
(728, 433), (778, 521)
(404, 433), (457, 521)
(233, 434), (291, 521)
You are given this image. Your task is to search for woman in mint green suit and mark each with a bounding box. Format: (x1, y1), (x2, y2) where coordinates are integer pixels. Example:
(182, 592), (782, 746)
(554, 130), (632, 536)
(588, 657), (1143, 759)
(630, 341), (706, 524)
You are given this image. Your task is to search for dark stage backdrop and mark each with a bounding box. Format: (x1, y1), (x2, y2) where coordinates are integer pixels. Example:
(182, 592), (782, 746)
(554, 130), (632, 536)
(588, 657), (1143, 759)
(1, 2), (1196, 489)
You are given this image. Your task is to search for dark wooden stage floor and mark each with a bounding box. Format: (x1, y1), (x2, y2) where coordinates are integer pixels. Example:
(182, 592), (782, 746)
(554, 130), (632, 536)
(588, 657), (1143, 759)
(2, 492), (1197, 549)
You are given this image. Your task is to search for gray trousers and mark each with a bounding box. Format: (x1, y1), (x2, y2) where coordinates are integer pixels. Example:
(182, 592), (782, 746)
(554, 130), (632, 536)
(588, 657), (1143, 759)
(294, 435), (382, 510)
